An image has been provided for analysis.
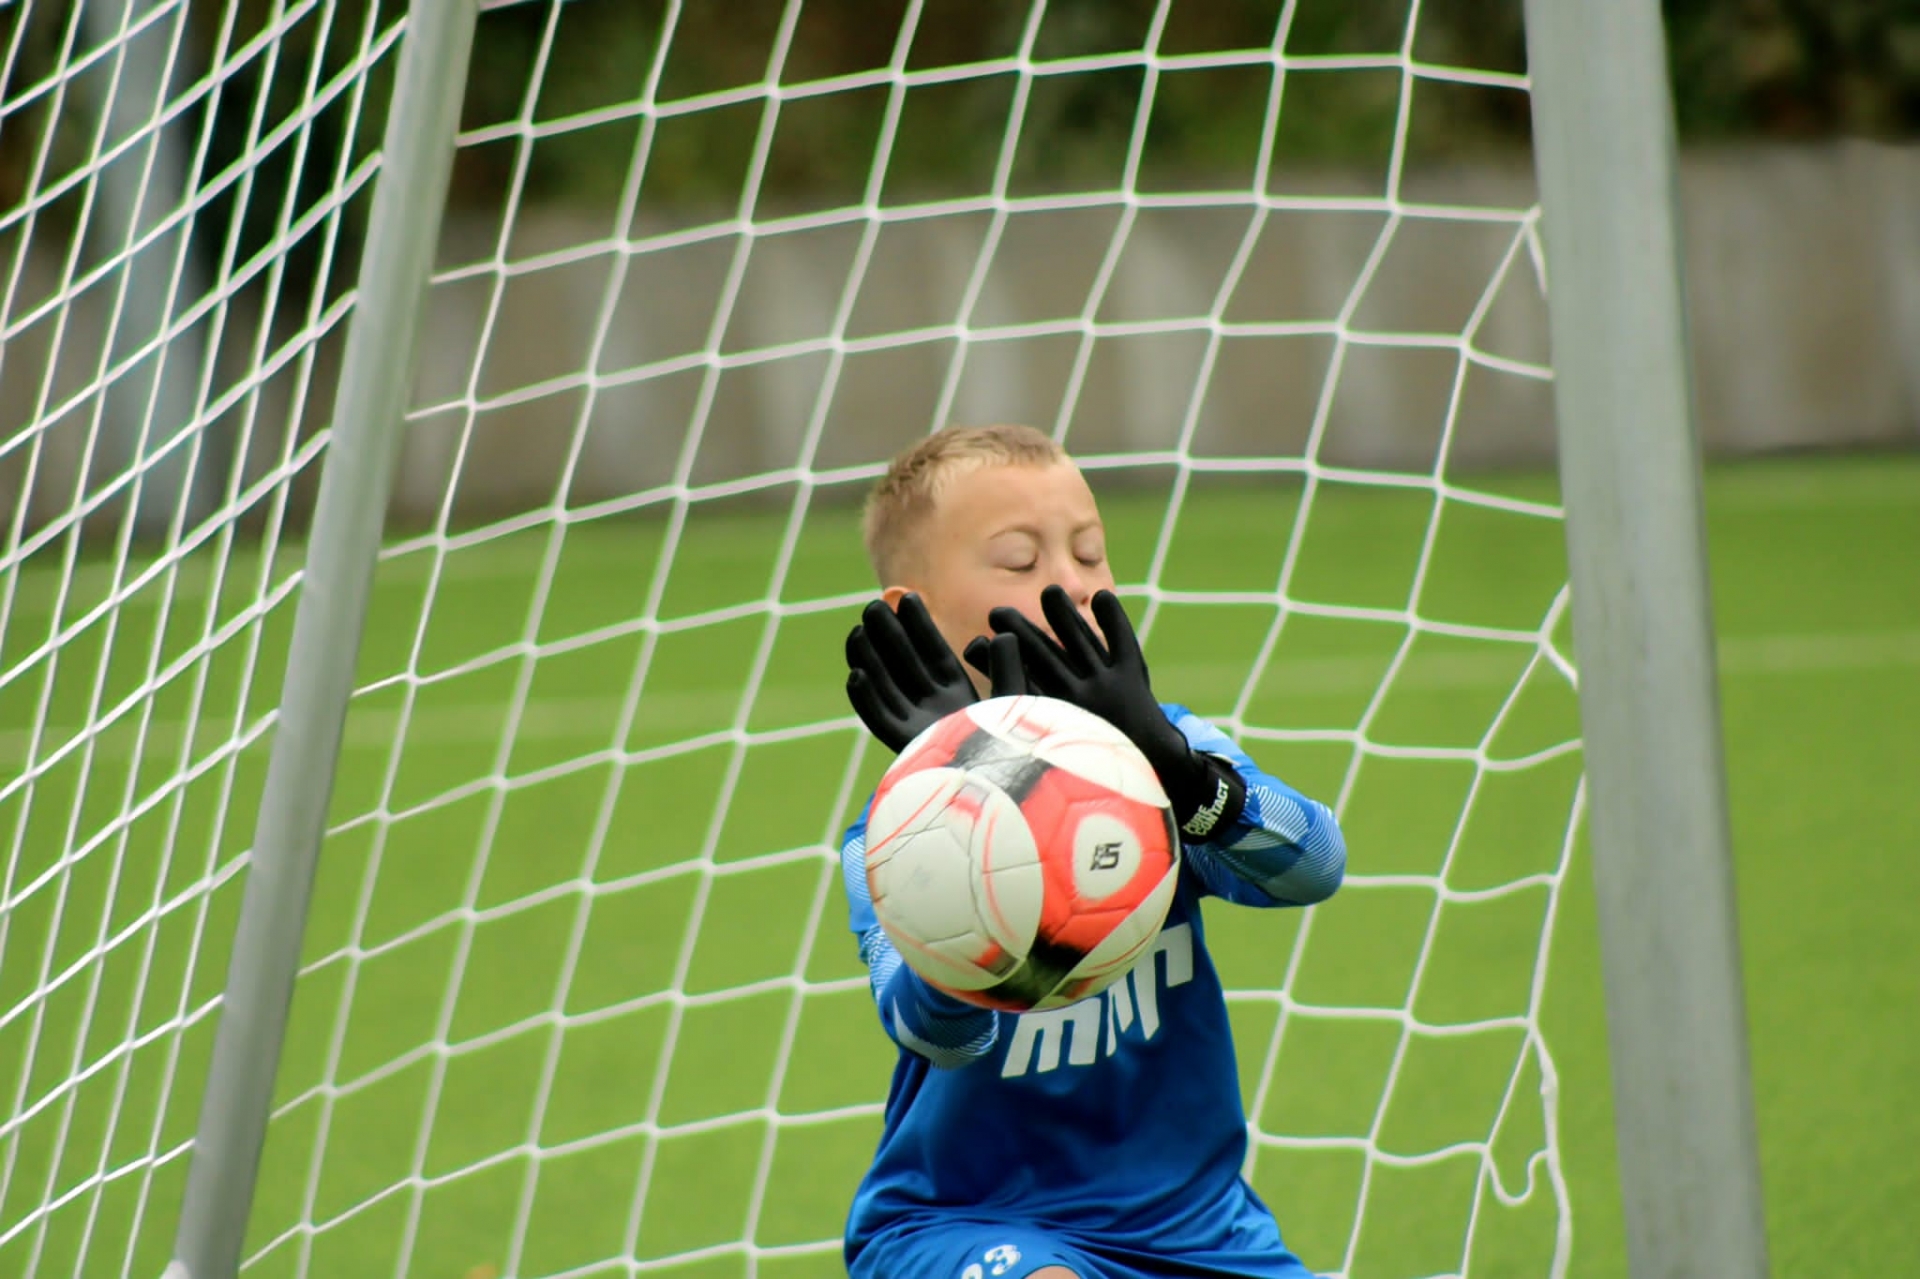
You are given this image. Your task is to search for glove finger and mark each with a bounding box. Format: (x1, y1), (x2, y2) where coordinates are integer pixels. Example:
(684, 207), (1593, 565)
(1040, 584), (1106, 674)
(988, 606), (1075, 697)
(984, 632), (1029, 698)
(1090, 590), (1146, 673)
(897, 593), (968, 690)
(846, 670), (908, 754)
(846, 624), (912, 721)
(986, 605), (1059, 658)
(962, 635), (995, 679)
(863, 598), (934, 701)
(964, 634), (1033, 699)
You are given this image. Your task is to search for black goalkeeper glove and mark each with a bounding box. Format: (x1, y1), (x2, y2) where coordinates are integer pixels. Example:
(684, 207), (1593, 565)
(845, 594), (1027, 754)
(976, 585), (1246, 840)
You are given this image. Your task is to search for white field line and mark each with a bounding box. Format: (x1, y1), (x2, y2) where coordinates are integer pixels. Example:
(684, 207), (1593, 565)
(0, 627), (1913, 769)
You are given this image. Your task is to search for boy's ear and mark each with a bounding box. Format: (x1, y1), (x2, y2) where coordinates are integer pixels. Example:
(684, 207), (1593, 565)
(879, 584), (912, 611)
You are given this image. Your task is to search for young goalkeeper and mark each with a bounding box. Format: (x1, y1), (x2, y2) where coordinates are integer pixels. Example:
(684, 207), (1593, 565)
(837, 424), (1347, 1279)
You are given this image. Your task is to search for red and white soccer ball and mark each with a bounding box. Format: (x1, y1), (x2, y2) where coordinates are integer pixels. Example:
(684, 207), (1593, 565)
(864, 695), (1181, 1013)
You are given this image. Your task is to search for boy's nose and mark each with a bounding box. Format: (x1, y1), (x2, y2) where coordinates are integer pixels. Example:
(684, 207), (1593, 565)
(1051, 561), (1089, 604)
(1047, 566), (1098, 629)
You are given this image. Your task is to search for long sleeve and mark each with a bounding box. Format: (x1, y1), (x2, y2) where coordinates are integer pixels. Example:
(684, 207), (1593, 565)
(843, 810), (999, 1069)
(1162, 703), (1347, 908)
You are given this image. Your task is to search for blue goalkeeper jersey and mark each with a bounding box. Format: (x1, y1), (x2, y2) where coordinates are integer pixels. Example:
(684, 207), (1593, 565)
(839, 704), (1346, 1268)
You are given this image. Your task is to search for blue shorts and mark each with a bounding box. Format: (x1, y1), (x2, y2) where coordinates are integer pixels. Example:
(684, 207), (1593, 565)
(849, 1218), (1317, 1279)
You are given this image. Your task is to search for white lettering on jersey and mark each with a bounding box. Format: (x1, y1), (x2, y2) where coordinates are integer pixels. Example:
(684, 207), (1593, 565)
(1000, 923), (1194, 1079)
(999, 996), (1101, 1076)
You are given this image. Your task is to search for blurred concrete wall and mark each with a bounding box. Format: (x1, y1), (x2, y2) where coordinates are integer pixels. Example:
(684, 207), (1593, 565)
(3, 140), (1916, 536)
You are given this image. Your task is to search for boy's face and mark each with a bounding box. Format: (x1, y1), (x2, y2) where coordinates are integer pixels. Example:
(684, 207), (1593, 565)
(884, 459), (1115, 691)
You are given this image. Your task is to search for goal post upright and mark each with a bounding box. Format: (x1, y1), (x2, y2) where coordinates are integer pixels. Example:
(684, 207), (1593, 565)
(163, 3), (482, 1277)
(1521, 0), (1771, 1275)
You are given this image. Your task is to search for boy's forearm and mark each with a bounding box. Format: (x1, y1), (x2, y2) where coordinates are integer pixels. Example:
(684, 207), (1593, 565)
(861, 926), (999, 1068)
(1195, 775), (1346, 905)
(1168, 707), (1347, 906)
(846, 821), (995, 1067)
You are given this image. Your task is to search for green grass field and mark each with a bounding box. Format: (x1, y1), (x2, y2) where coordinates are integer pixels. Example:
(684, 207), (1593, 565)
(0, 452), (1914, 1279)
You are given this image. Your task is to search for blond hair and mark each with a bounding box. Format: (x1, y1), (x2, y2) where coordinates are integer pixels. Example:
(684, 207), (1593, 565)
(862, 424), (1068, 585)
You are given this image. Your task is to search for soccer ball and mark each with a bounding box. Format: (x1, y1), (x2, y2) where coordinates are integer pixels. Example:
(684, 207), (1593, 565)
(864, 695), (1181, 1013)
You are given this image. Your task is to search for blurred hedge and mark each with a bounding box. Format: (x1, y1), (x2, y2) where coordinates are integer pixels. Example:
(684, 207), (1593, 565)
(447, 0), (1920, 209)
(2, 0), (1916, 319)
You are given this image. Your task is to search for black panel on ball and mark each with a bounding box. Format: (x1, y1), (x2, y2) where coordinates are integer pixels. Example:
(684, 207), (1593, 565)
(982, 936), (1088, 1009)
(949, 728), (1054, 802)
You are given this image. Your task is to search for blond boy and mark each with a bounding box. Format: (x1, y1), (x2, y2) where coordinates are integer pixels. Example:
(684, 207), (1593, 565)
(840, 425), (1346, 1279)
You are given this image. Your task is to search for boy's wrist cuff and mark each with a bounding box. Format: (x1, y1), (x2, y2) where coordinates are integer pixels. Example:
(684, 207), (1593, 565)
(1164, 752), (1247, 840)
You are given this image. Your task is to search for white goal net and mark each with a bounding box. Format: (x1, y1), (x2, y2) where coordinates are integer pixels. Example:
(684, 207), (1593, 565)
(0, 2), (1589, 1276)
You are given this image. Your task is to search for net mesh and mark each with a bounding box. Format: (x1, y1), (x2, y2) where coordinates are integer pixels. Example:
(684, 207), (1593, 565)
(0, 2), (1585, 1276)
